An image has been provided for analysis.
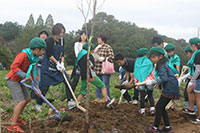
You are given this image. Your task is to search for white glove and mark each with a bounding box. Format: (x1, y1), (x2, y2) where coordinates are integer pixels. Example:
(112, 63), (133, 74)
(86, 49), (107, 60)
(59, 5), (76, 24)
(119, 75), (122, 80)
(146, 80), (157, 86)
(56, 62), (62, 71)
(98, 56), (105, 62)
(60, 62), (65, 71)
(122, 80), (129, 85)
(120, 89), (127, 95)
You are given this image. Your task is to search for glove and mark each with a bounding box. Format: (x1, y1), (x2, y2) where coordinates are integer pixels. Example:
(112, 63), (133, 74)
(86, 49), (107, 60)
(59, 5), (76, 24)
(122, 80), (129, 85)
(146, 80), (157, 86)
(98, 56), (105, 62)
(56, 62), (62, 72)
(120, 89), (126, 95)
(119, 75), (122, 80)
(61, 62), (65, 71)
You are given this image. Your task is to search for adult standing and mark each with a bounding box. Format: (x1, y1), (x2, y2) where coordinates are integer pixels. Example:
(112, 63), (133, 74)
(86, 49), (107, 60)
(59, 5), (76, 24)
(94, 34), (114, 101)
(71, 31), (87, 91)
(35, 23), (75, 111)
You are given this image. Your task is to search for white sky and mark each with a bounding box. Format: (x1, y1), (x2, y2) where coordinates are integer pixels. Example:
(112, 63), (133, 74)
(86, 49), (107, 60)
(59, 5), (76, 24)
(0, 0), (200, 41)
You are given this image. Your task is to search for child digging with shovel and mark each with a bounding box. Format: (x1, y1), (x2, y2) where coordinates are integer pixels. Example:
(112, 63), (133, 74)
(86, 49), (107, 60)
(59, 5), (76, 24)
(134, 48), (155, 116)
(6, 38), (46, 133)
(76, 42), (115, 109)
(146, 46), (180, 133)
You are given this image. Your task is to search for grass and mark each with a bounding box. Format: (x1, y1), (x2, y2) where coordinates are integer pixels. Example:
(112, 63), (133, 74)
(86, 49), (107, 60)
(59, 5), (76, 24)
(0, 67), (186, 122)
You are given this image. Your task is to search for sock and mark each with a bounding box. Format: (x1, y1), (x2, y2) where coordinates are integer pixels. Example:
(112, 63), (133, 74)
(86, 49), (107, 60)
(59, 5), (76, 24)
(165, 126), (171, 129)
(153, 126), (158, 129)
(140, 108), (145, 113)
(150, 107), (155, 111)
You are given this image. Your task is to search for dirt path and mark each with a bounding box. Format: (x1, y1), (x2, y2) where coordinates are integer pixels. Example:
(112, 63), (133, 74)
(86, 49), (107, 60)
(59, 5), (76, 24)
(2, 102), (200, 133)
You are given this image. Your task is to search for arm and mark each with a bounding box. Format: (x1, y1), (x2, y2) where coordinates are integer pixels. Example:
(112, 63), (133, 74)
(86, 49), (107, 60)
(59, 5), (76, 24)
(74, 42), (80, 57)
(191, 65), (200, 82)
(11, 53), (26, 79)
(157, 65), (168, 84)
(107, 46), (114, 62)
(129, 73), (134, 84)
(126, 71), (130, 81)
(176, 65), (180, 73)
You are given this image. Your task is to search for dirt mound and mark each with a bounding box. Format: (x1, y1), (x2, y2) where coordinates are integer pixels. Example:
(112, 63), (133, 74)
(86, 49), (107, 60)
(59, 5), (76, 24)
(2, 102), (200, 133)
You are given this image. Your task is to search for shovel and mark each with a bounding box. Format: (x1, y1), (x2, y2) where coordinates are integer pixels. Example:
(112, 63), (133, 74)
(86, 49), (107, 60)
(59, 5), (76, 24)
(20, 80), (72, 122)
(62, 71), (86, 113)
(115, 81), (147, 104)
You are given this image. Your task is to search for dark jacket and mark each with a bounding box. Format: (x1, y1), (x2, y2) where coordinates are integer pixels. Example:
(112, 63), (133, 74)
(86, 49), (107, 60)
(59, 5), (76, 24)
(78, 54), (96, 80)
(157, 64), (179, 99)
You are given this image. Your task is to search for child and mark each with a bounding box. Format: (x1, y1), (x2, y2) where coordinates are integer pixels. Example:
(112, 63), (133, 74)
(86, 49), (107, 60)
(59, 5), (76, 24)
(180, 46), (197, 114)
(134, 48), (155, 116)
(146, 46), (179, 132)
(164, 43), (180, 78)
(76, 42), (115, 108)
(6, 38), (46, 133)
(187, 37), (200, 124)
(115, 53), (139, 104)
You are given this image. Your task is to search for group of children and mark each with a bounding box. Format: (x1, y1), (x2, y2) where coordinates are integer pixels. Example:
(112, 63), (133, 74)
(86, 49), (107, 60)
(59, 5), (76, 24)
(5, 22), (200, 132)
(115, 37), (200, 132)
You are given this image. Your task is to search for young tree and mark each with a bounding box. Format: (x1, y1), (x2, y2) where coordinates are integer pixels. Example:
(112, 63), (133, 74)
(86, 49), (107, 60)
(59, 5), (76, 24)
(36, 14), (44, 27)
(26, 14), (35, 28)
(77, 0), (105, 131)
(45, 14), (54, 29)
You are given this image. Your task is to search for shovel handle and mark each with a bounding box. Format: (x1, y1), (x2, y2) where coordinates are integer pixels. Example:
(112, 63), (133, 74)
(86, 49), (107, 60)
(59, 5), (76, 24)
(135, 81), (147, 86)
(62, 71), (86, 113)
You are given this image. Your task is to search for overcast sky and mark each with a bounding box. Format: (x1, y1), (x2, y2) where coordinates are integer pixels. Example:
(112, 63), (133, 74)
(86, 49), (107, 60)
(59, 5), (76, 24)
(0, 0), (200, 41)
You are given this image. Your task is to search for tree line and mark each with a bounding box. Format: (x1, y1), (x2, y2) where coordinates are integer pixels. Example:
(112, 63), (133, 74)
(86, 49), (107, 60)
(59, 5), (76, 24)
(0, 12), (188, 69)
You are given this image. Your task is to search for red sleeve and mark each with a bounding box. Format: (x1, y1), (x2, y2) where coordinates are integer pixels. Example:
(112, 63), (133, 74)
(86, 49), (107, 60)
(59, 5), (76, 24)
(10, 52), (26, 73)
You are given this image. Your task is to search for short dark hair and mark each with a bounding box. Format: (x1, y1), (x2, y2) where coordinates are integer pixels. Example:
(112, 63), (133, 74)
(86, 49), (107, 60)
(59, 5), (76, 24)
(78, 31), (88, 42)
(115, 53), (124, 61)
(52, 23), (65, 36)
(98, 33), (107, 43)
(38, 30), (49, 37)
(152, 36), (163, 45)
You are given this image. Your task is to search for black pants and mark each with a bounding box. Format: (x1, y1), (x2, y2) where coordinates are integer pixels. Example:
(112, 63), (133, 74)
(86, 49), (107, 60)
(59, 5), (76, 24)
(140, 90), (154, 108)
(154, 95), (171, 127)
(33, 76), (73, 105)
(123, 88), (139, 102)
(71, 73), (80, 91)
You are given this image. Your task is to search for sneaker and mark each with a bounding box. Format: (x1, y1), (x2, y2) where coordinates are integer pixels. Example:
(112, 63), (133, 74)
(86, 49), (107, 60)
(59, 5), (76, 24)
(146, 126), (160, 133)
(190, 118), (200, 124)
(7, 124), (24, 133)
(161, 126), (173, 133)
(181, 108), (195, 115)
(131, 99), (138, 105)
(10, 117), (26, 127)
(68, 99), (76, 110)
(35, 104), (42, 112)
(106, 98), (115, 108)
(139, 108), (145, 116)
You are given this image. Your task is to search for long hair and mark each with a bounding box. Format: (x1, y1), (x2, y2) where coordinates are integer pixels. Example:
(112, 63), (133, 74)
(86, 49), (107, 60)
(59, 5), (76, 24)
(156, 56), (169, 71)
(78, 31), (88, 42)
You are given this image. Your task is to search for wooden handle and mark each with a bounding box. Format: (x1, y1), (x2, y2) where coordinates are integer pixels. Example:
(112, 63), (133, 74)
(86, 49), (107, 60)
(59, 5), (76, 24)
(62, 72), (86, 112)
(135, 81), (147, 86)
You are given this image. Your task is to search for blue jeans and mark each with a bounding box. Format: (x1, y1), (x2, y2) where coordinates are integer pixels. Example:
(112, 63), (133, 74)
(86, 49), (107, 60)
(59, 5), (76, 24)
(96, 74), (110, 98)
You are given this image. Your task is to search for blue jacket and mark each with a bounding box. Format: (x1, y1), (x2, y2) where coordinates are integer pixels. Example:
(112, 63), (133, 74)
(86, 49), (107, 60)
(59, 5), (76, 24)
(157, 64), (179, 98)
